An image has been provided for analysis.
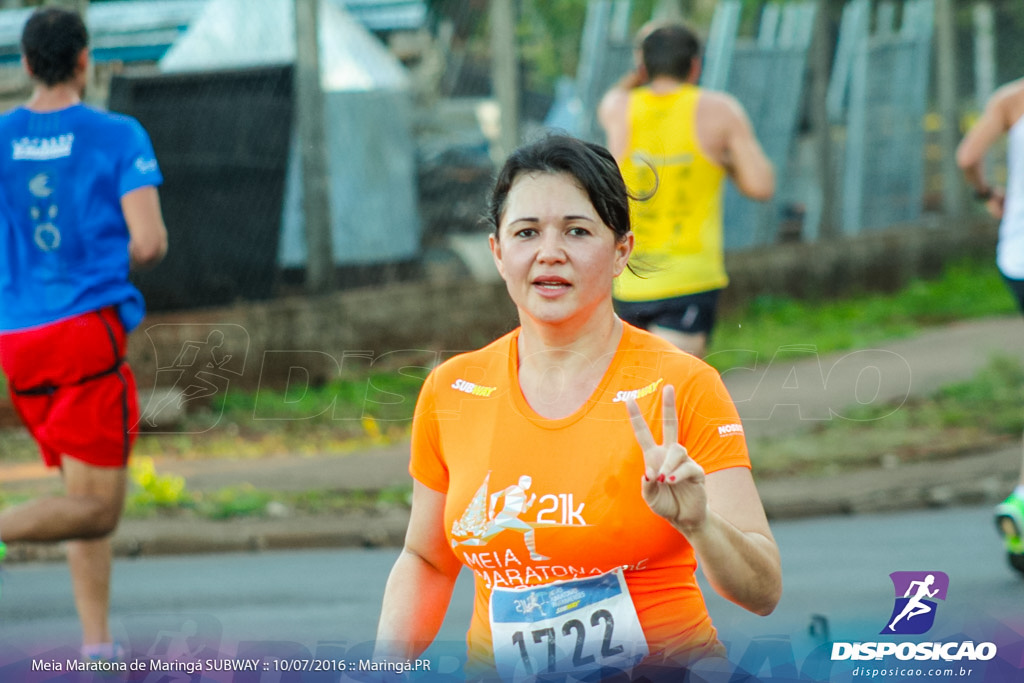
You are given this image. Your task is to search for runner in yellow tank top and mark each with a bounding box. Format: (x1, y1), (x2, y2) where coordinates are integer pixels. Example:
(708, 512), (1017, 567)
(599, 22), (774, 358)
(618, 83), (728, 300)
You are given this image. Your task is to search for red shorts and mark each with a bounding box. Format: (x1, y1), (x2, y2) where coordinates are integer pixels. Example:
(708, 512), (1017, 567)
(0, 308), (139, 469)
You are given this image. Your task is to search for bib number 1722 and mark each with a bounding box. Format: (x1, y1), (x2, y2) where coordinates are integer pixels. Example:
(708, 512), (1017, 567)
(510, 609), (623, 675)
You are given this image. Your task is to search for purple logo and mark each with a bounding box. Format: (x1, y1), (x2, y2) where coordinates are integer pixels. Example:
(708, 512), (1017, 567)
(881, 571), (949, 635)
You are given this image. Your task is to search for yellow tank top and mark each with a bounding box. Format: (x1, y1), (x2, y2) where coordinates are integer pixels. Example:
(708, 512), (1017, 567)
(615, 84), (728, 301)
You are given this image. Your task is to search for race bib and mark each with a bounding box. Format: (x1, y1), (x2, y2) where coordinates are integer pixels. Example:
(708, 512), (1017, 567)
(489, 568), (649, 681)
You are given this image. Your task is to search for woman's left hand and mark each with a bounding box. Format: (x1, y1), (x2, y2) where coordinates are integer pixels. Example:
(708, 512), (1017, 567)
(626, 384), (709, 534)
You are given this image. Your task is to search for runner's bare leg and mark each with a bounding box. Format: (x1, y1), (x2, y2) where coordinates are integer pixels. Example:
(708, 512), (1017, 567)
(63, 457), (126, 647)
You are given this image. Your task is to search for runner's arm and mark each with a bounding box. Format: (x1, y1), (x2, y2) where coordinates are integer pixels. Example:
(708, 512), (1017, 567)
(374, 481), (462, 660)
(718, 95), (774, 201)
(598, 85), (632, 163)
(122, 185), (168, 269)
(685, 467), (781, 616)
(956, 90), (1009, 210)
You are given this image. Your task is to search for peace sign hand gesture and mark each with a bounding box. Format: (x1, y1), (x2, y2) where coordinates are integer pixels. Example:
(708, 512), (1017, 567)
(626, 384), (709, 535)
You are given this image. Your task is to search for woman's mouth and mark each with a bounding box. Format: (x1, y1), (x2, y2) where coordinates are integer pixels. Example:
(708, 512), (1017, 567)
(532, 276), (571, 291)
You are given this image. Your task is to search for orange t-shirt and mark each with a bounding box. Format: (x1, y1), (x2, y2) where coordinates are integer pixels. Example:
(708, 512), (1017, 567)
(410, 323), (750, 673)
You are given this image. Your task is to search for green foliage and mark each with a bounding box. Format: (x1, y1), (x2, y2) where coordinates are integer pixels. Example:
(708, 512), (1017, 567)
(707, 258), (1015, 373)
(195, 485), (274, 520)
(289, 485), (413, 514)
(126, 458), (271, 520)
(518, 0), (588, 92)
(126, 456), (193, 515)
(752, 354), (1024, 477)
(121, 482), (414, 520)
(213, 370), (427, 426)
(933, 355), (1024, 434)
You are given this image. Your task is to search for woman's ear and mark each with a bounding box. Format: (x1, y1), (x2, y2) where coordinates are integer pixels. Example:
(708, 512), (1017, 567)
(613, 232), (634, 277)
(489, 233), (506, 280)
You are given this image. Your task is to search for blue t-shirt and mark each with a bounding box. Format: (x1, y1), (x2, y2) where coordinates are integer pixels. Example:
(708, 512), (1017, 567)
(0, 103), (163, 333)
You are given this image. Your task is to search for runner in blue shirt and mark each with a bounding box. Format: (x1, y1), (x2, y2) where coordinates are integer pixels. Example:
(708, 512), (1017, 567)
(0, 7), (167, 661)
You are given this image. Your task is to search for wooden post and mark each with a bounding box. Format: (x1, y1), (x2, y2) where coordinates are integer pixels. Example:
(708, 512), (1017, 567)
(935, 0), (965, 216)
(973, 2), (996, 181)
(490, 0), (519, 162)
(811, 0), (838, 239)
(973, 3), (996, 106)
(294, 0), (334, 293)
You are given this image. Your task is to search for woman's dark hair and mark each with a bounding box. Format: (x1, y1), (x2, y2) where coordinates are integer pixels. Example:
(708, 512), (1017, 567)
(641, 23), (701, 81)
(487, 135), (632, 242)
(21, 7), (89, 87)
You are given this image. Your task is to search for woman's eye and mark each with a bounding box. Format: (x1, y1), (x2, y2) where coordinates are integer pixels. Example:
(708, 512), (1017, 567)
(515, 228), (537, 238)
(568, 227), (590, 236)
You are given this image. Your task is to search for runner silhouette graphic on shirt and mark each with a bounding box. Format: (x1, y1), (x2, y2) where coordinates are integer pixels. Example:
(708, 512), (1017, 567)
(452, 474), (549, 561)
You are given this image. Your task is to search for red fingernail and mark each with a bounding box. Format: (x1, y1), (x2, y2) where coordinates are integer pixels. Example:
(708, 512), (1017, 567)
(669, 475), (676, 482)
(657, 474), (666, 483)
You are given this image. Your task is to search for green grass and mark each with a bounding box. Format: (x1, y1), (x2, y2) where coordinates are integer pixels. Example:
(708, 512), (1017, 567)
(126, 481), (413, 521)
(126, 370), (429, 460)
(706, 258), (1015, 372)
(751, 354), (1024, 478)
(213, 369), (428, 424)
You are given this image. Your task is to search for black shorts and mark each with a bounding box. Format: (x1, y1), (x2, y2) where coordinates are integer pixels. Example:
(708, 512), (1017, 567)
(615, 289), (722, 336)
(1003, 273), (1024, 314)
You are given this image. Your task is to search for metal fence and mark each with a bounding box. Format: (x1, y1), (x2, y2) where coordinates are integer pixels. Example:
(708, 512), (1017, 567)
(829, 0), (935, 234)
(0, 0), (975, 305)
(571, 0), (634, 146)
(703, 1), (817, 249)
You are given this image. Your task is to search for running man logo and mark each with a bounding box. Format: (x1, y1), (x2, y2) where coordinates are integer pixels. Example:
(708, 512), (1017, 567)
(882, 571), (949, 635)
(451, 378), (497, 397)
(611, 378), (664, 403)
(137, 324), (250, 434)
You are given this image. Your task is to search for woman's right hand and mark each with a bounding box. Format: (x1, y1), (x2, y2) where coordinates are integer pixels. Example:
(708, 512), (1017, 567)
(625, 385), (710, 535)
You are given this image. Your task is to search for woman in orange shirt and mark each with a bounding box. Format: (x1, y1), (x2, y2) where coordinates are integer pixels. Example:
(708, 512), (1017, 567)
(374, 135), (781, 680)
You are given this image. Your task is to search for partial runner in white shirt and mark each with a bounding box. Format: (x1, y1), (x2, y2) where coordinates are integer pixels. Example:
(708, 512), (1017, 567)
(956, 77), (1024, 576)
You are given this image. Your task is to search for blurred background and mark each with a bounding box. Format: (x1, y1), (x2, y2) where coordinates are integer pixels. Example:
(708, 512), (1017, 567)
(0, 0), (1019, 403)
(5, 5), (1024, 661)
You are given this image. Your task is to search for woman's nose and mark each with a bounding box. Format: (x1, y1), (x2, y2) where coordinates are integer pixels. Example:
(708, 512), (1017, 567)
(536, 230), (567, 262)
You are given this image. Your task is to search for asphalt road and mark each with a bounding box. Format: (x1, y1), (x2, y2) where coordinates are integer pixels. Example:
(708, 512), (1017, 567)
(2, 505), (1023, 681)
